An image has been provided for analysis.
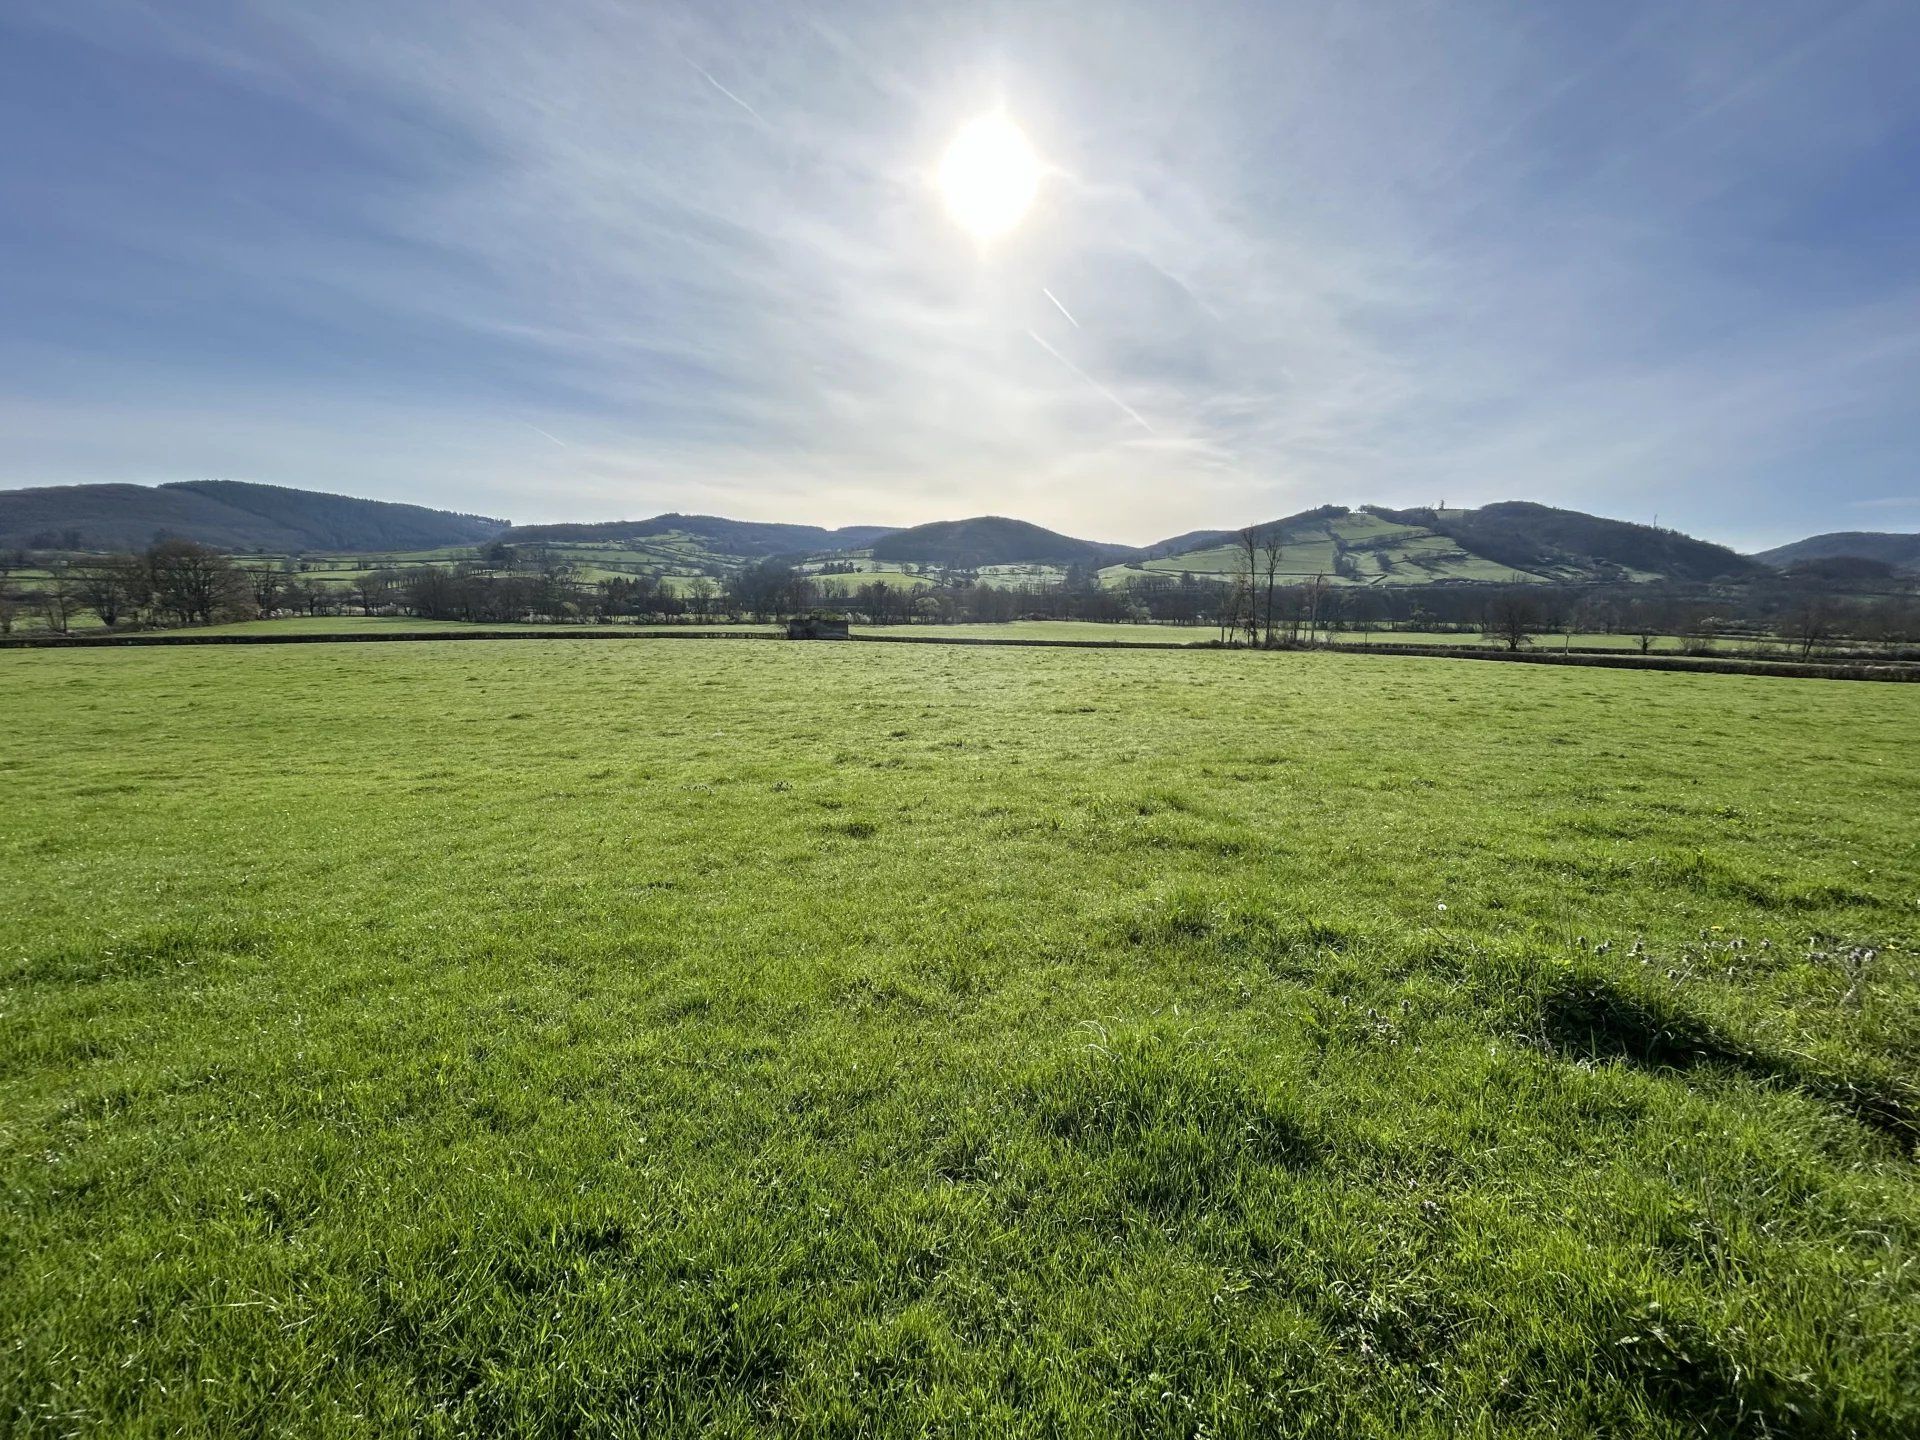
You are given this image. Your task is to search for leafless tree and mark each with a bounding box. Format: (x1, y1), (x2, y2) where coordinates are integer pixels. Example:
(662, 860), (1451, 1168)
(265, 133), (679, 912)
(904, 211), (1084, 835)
(147, 540), (249, 625)
(355, 569), (396, 615)
(38, 562), (80, 633)
(687, 576), (718, 621)
(1783, 593), (1835, 658)
(1236, 528), (1260, 645)
(74, 555), (144, 627)
(1559, 594), (1589, 653)
(241, 562), (290, 618)
(1626, 596), (1667, 652)
(1481, 590), (1542, 652)
(1259, 527), (1285, 645)
(1303, 574), (1329, 645)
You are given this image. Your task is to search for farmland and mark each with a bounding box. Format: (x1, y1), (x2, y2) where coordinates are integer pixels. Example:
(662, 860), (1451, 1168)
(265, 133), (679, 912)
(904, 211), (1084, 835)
(3, 641), (1918, 1437)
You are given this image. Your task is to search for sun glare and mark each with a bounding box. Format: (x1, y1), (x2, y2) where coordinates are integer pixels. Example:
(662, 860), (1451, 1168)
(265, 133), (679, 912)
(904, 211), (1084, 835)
(938, 112), (1041, 241)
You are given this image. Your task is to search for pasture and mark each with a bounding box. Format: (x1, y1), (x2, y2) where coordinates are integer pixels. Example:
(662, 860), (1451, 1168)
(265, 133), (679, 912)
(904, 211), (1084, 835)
(2, 641), (1916, 1437)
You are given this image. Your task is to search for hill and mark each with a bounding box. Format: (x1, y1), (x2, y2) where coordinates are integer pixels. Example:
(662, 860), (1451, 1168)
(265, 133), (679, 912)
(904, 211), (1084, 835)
(1754, 531), (1920, 571)
(1383, 502), (1765, 584)
(871, 516), (1137, 569)
(1138, 527), (1239, 561)
(1109, 502), (1763, 587)
(504, 513), (894, 558)
(0, 481), (507, 553)
(1, 481), (1805, 588)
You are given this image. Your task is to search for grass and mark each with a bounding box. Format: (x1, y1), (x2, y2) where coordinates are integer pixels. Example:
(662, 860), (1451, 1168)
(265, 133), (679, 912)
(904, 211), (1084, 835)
(2, 642), (1917, 1436)
(807, 566), (933, 595)
(0, 614), (1834, 656)
(1333, 630), (1760, 653)
(1100, 511), (1549, 588)
(854, 621), (1209, 644)
(175, 616), (780, 637)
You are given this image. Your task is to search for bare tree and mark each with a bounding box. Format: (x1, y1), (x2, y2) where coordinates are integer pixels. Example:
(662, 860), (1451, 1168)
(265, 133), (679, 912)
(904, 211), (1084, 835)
(1782, 593), (1835, 658)
(687, 576), (718, 622)
(1481, 590), (1542, 652)
(241, 562), (289, 619)
(0, 561), (18, 635)
(74, 555), (144, 627)
(355, 569), (396, 616)
(1303, 574), (1329, 645)
(1559, 594), (1589, 653)
(1259, 527), (1285, 645)
(38, 562), (80, 634)
(147, 540), (249, 625)
(1626, 596), (1667, 652)
(1219, 577), (1254, 644)
(1236, 528), (1260, 645)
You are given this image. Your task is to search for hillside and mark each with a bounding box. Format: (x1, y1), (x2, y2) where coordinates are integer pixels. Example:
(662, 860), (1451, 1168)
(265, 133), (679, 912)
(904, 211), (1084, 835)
(0, 481), (507, 553)
(871, 516), (1137, 569)
(1754, 531), (1920, 571)
(1109, 502), (1763, 587)
(505, 513), (895, 557)
(1382, 502), (1765, 584)
(1138, 527), (1239, 561)
(1, 481), (1811, 588)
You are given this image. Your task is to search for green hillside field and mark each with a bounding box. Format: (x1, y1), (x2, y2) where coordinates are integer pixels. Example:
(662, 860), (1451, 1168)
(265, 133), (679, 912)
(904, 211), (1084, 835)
(1103, 510), (1579, 588)
(3, 640), (1916, 1436)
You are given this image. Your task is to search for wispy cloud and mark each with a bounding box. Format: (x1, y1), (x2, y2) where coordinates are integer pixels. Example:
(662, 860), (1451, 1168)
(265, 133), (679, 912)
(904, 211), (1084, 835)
(692, 64), (767, 125)
(1, 0), (1917, 547)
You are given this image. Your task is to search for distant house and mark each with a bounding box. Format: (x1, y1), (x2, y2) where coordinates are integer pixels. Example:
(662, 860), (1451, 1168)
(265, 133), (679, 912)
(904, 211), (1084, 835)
(786, 616), (850, 640)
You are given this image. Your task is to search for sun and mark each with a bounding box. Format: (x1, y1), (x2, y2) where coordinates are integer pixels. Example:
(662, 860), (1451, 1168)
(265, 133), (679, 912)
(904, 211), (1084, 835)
(938, 112), (1042, 241)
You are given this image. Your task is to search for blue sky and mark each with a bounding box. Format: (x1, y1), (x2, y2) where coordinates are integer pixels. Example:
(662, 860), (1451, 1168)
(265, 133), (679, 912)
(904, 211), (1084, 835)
(2, 0), (1916, 548)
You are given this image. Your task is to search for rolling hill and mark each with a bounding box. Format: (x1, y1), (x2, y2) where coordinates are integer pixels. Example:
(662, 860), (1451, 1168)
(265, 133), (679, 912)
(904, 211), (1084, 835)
(505, 513), (897, 557)
(1754, 531), (1920, 571)
(2, 480), (1820, 589)
(870, 516), (1137, 569)
(0, 481), (507, 553)
(1112, 503), (1763, 587)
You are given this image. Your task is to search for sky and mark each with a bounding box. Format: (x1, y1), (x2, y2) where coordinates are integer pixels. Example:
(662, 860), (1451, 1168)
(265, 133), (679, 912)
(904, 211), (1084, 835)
(1, 1), (1917, 550)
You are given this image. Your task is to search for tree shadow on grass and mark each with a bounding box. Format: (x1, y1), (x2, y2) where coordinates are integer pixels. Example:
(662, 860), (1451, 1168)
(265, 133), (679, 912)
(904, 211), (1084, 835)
(1540, 974), (1915, 1152)
(1590, 1299), (1870, 1440)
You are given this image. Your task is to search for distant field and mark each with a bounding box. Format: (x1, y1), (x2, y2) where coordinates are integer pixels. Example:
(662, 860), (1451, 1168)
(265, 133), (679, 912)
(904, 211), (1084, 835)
(857, 620), (1209, 644)
(3, 613), (1882, 661)
(1334, 629), (1745, 652)
(179, 616), (780, 638)
(4, 641), (1916, 1435)
(806, 565), (934, 595)
(1101, 511), (1549, 588)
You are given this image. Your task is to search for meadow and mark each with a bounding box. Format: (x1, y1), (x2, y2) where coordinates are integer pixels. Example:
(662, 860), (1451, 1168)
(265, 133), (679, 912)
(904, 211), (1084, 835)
(2, 640), (1916, 1437)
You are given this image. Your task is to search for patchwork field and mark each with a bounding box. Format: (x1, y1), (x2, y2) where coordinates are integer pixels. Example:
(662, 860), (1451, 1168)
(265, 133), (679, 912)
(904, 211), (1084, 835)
(2, 641), (1916, 1437)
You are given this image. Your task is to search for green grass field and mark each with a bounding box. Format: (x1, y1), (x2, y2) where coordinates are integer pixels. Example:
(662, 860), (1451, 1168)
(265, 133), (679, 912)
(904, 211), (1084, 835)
(3, 642), (1916, 1436)
(855, 621), (1209, 644)
(176, 617), (781, 638)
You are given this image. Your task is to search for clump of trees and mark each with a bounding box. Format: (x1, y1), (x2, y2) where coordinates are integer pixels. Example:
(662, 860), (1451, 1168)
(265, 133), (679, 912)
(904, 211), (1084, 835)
(2, 541), (260, 633)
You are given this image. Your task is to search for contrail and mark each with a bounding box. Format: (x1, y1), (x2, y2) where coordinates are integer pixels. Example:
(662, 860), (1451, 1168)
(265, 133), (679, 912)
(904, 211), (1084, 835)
(1041, 287), (1080, 328)
(524, 424), (570, 449)
(694, 65), (765, 123)
(1027, 330), (1154, 434)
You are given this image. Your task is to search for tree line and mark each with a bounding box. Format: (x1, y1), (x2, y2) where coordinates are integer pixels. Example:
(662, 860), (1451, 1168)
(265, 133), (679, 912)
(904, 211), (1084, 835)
(3, 539), (1915, 653)
(1, 541), (262, 634)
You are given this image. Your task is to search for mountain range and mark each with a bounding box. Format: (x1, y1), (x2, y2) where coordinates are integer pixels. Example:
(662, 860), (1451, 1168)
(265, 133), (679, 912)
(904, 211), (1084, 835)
(2, 481), (1913, 586)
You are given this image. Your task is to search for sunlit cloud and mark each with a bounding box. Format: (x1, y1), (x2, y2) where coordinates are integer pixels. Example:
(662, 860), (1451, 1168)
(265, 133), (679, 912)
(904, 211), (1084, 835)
(2, 0), (1917, 548)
